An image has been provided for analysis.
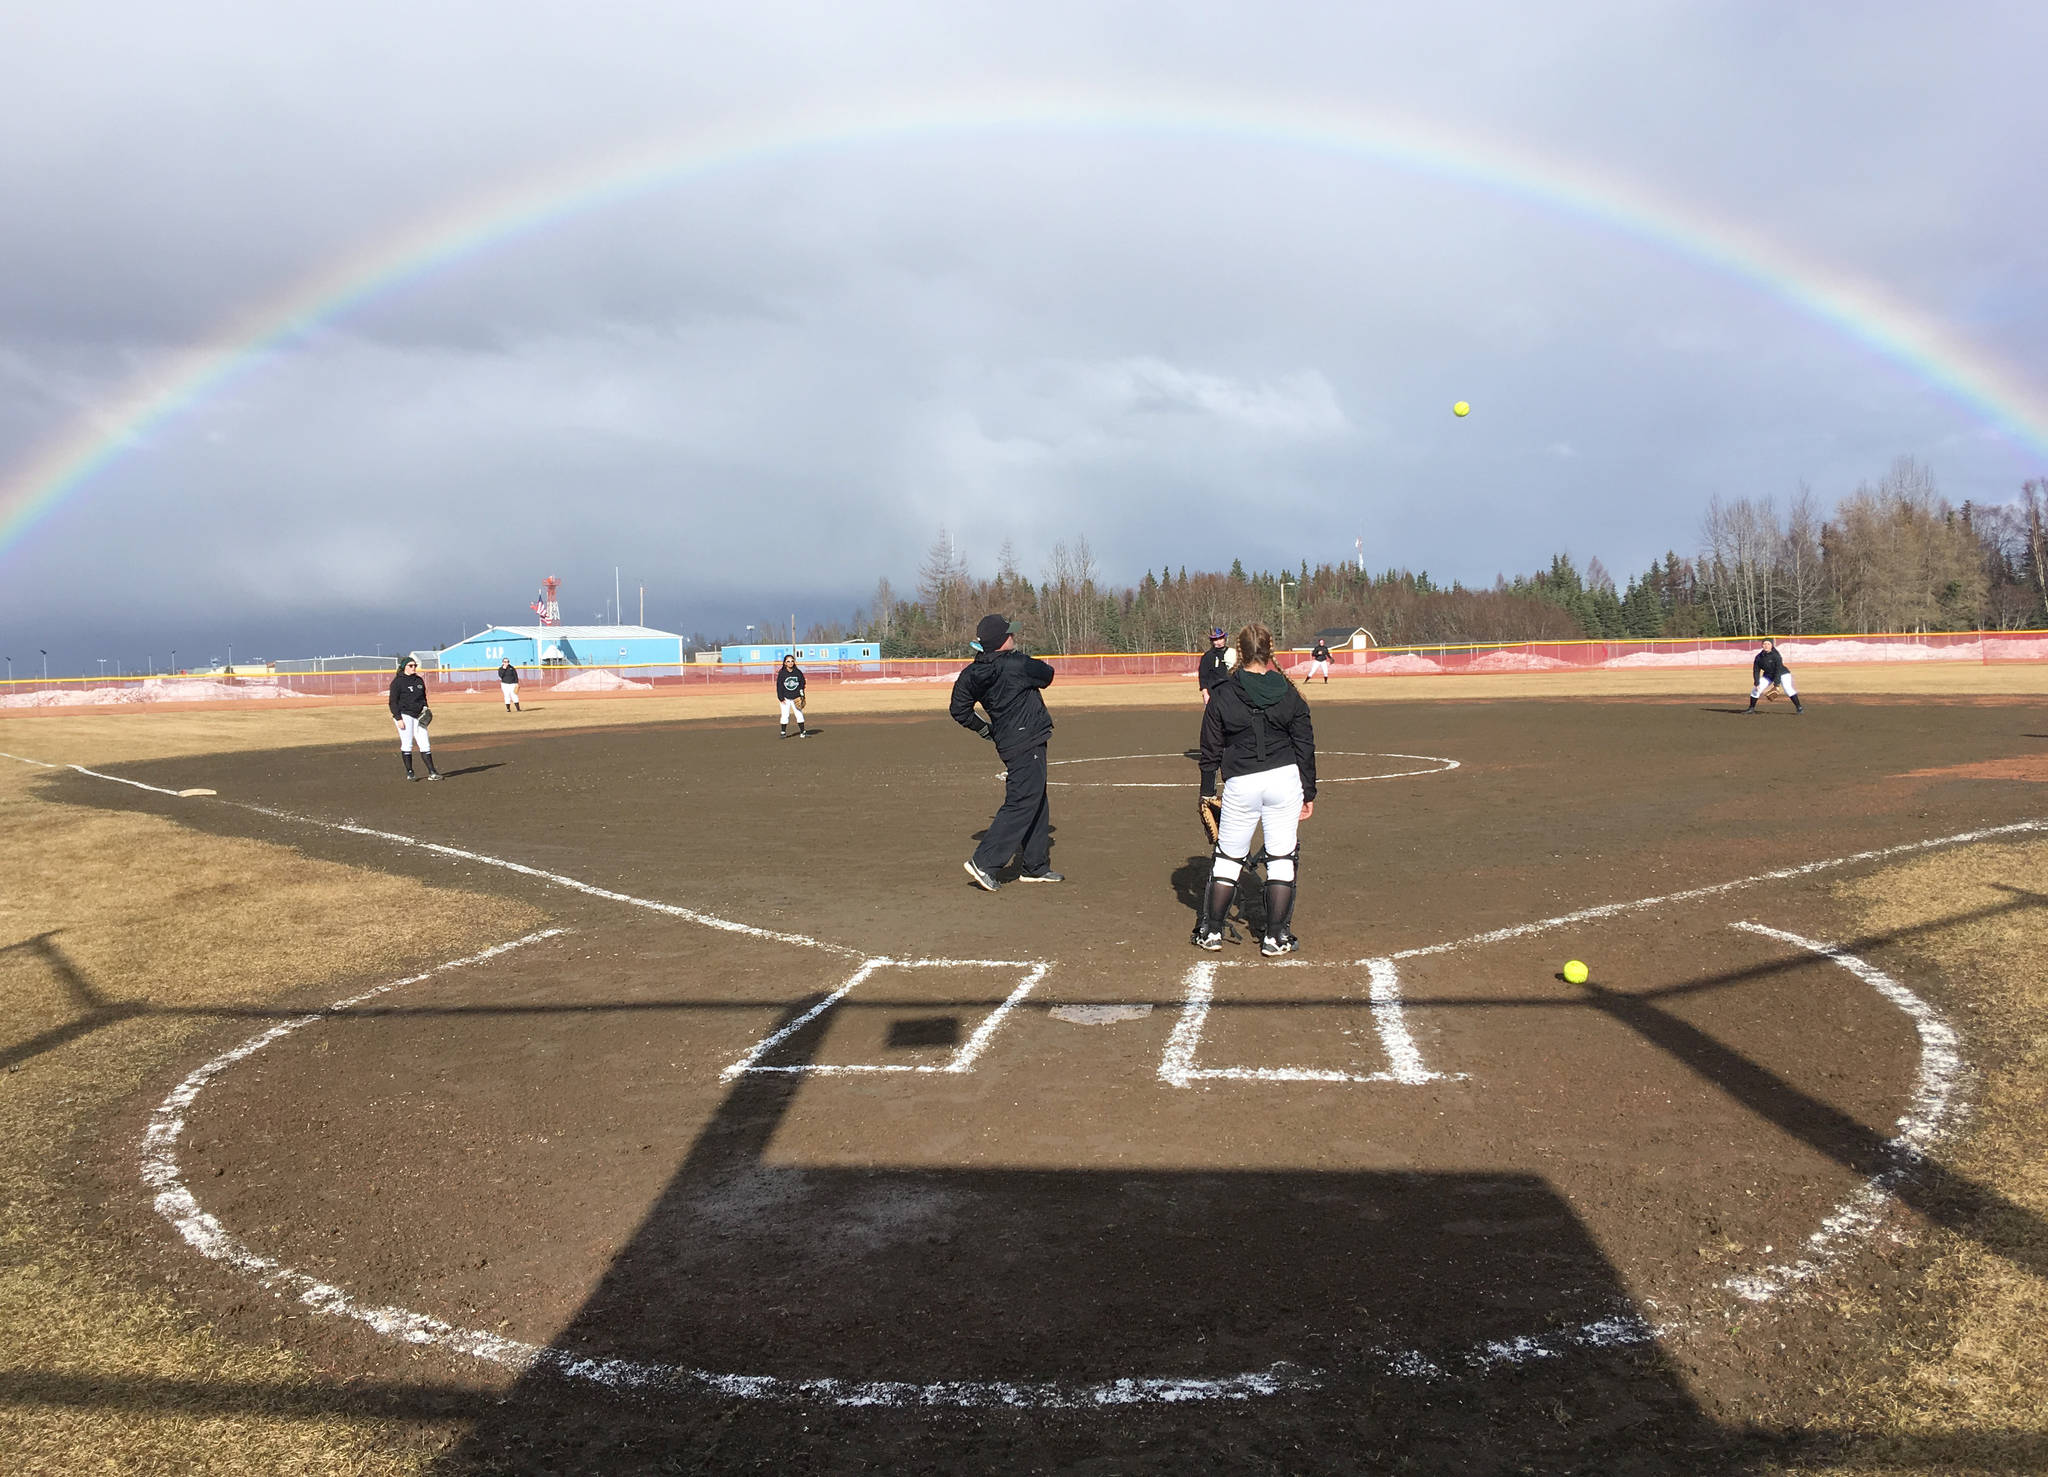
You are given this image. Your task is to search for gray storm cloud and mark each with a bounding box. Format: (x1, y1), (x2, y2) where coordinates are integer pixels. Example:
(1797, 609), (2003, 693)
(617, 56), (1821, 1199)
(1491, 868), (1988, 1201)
(1, 2), (2043, 670)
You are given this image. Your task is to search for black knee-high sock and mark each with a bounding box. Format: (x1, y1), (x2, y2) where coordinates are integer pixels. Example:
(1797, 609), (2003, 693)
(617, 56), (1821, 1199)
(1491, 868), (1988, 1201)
(1205, 875), (1237, 925)
(1264, 879), (1295, 936)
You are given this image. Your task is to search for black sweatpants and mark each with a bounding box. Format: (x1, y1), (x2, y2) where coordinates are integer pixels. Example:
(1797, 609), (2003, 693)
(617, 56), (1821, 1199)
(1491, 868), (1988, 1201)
(974, 744), (1051, 876)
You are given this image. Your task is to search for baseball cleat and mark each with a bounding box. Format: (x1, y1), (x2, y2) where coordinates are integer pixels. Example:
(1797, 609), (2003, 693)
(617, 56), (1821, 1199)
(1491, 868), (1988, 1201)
(1017, 870), (1064, 882)
(963, 859), (1002, 892)
(1260, 933), (1298, 957)
(1191, 926), (1223, 951)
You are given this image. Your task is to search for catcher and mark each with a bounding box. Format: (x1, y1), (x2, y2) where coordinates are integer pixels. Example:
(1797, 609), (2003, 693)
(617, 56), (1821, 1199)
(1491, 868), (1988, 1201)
(775, 652), (810, 738)
(1192, 622), (1317, 957)
(1745, 638), (1804, 715)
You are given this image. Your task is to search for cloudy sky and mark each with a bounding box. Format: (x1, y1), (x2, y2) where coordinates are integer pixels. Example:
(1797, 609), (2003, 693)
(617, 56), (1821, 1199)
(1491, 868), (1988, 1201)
(2, 2), (2045, 672)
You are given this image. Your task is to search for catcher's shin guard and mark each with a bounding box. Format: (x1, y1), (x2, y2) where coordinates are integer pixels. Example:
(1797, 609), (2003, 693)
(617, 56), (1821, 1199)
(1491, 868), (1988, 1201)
(1262, 843), (1300, 945)
(1195, 843), (1248, 946)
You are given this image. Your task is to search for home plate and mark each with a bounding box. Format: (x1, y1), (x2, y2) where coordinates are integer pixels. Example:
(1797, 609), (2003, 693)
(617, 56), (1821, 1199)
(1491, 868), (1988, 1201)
(1050, 1003), (1154, 1024)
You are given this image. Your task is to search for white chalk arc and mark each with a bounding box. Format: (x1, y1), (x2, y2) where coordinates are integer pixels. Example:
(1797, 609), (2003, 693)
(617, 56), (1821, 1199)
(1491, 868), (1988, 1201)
(1032, 750), (1460, 788)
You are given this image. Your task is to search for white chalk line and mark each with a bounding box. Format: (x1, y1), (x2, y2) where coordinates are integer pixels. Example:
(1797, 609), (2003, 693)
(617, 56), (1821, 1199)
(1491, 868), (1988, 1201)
(0, 750), (194, 798)
(719, 960), (1050, 1081)
(142, 940), (1303, 1407)
(1718, 922), (1967, 1304)
(32, 744), (2000, 1399)
(1038, 750), (1460, 789)
(1159, 959), (1462, 1088)
(1382, 818), (2048, 963)
(236, 802), (865, 959)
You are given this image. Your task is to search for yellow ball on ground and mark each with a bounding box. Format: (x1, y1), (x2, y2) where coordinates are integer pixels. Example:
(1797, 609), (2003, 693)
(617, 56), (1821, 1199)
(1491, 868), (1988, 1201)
(1562, 959), (1589, 985)
(1453, 401), (1470, 417)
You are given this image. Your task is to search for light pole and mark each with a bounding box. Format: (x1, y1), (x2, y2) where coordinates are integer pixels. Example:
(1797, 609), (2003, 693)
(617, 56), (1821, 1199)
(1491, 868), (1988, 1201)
(41, 650), (49, 680)
(98, 660), (107, 683)
(1278, 580), (1296, 646)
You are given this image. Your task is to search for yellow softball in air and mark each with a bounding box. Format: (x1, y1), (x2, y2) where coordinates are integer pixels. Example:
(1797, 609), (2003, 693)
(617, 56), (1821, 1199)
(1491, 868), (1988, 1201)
(1562, 959), (1589, 985)
(1453, 400), (1470, 417)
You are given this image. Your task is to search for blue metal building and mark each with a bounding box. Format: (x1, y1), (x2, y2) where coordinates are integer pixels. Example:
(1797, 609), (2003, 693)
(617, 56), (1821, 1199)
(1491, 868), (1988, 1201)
(718, 640), (881, 668)
(434, 625), (689, 676)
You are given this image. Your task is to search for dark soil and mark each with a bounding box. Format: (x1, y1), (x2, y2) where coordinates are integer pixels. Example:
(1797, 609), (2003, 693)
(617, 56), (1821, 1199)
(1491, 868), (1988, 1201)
(57, 696), (2048, 1473)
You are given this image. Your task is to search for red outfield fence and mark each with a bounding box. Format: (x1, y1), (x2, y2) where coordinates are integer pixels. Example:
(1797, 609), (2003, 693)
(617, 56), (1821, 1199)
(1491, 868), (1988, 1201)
(8, 631), (2048, 709)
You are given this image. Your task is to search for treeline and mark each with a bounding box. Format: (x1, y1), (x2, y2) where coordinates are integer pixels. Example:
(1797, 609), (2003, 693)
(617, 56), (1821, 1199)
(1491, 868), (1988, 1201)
(755, 457), (2048, 656)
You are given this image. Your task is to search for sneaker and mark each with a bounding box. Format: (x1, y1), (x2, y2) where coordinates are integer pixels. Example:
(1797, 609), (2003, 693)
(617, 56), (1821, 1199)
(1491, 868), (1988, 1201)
(1017, 870), (1064, 883)
(800, 729), (811, 738)
(963, 859), (1002, 892)
(1191, 926), (1223, 951)
(1260, 933), (1298, 957)
(426, 771), (441, 781)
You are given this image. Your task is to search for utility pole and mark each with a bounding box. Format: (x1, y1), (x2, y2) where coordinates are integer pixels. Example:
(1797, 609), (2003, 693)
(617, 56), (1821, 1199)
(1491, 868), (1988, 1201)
(1278, 580), (1295, 645)
(41, 650), (49, 680)
(615, 567), (622, 627)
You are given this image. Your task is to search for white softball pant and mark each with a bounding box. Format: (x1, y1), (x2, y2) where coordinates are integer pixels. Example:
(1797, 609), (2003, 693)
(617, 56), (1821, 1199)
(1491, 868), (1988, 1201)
(1214, 764), (1303, 883)
(779, 698), (804, 724)
(500, 682), (519, 703)
(1307, 659), (1332, 679)
(1751, 672), (1797, 699)
(395, 714), (431, 753)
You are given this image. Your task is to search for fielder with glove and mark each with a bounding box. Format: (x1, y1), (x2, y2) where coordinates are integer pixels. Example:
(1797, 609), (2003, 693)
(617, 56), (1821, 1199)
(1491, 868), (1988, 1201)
(388, 657), (439, 781)
(775, 653), (809, 738)
(1745, 639), (1804, 715)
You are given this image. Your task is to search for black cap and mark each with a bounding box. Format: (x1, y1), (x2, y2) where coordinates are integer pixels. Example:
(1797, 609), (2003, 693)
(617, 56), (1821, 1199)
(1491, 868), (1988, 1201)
(976, 614), (1016, 651)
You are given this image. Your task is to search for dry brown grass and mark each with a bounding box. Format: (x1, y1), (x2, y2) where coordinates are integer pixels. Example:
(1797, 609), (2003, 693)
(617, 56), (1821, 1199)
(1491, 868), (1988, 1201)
(0, 759), (539, 1474)
(1762, 840), (2048, 1474)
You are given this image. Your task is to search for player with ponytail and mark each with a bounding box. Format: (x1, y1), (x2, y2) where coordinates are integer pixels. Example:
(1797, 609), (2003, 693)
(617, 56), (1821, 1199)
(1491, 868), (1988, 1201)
(1192, 622), (1317, 956)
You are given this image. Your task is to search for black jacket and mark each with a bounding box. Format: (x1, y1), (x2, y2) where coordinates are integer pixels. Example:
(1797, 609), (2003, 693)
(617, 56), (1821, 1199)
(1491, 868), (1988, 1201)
(950, 648), (1055, 758)
(1197, 645), (1232, 691)
(389, 670), (429, 718)
(1199, 669), (1317, 800)
(1753, 646), (1790, 682)
(776, 665), (806, 699)
(1312, 641), (1331, 662)
(498, 661), (518, 683)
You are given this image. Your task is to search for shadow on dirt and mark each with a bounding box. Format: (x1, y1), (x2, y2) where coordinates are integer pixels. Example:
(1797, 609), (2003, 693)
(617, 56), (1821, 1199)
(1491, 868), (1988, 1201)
(425, 1000), (1717, 1475)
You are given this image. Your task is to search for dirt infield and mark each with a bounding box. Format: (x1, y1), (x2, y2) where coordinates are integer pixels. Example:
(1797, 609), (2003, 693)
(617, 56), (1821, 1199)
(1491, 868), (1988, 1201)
(7, 684), (2048, 1473)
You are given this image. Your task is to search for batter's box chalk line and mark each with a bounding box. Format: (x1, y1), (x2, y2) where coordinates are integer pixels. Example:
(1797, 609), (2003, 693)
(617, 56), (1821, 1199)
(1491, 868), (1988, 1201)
(5, 755), (2001, 1404)
(1159, 958), (1465, 1088)
(135, 920), (1971, 1407)
(719, 957), (1049, 1081)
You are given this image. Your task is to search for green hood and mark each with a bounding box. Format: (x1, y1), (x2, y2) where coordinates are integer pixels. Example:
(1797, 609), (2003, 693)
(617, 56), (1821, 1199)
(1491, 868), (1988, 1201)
(1235, 669), (1292, 708)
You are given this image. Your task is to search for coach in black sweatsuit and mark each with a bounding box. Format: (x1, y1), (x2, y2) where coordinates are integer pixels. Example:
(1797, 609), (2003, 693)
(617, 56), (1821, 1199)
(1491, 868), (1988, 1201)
(951, 614), (1058, 886)
(1197, 627), (1232, 702)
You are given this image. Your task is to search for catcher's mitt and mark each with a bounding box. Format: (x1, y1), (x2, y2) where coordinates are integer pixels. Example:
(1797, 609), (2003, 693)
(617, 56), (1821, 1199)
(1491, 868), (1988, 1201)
(417, 705), (433, 728)
(1762, 683), (1785, 703)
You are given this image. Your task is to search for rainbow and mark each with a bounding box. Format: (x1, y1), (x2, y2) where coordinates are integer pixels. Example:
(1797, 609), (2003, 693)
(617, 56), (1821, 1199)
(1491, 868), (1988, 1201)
(5, 88), (2046, 557)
